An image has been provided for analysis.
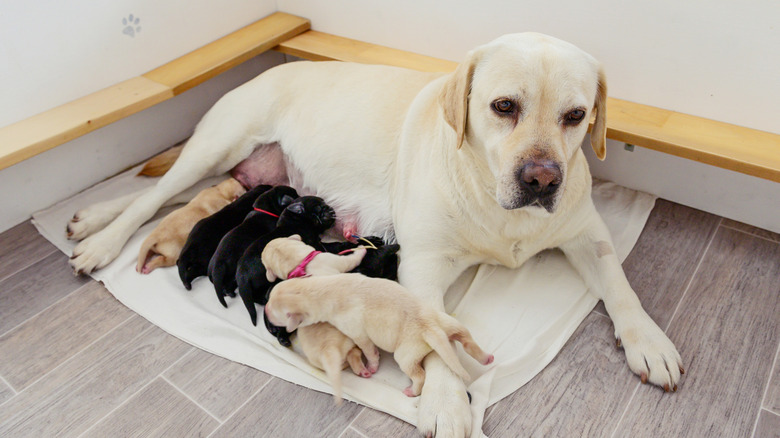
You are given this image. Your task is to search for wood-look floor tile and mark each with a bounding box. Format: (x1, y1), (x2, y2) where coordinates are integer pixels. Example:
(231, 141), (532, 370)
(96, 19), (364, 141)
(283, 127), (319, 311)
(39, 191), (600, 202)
(81, 378), (219, 438)
(614, 227), (780, 438)
(0, 251), (89, 336)
(483, 312), (637, 437)
(0, 221), (57, 281)
(340, 427), (369, 438)
(599, 200), (720, 329)
(754, 409), (780, 438)
(163, 347), (272, 421)
(764, 347), (780, 413)
(0, 281), (134, 391)
(0, 379), (15, 405)
(351, 407), (418, 437)
(721, 218), (780, 243)
(210, 378), (362, 437)
(0, 316), (191, 437)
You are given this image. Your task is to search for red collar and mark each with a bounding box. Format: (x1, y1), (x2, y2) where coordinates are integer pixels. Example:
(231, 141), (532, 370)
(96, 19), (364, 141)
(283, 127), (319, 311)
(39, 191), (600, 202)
(288, 250), (322, 279)
(254, 207), (279, 218)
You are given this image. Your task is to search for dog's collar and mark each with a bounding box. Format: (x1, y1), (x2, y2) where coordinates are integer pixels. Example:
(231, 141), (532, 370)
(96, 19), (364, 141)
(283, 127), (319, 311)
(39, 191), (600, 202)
(254, 207), (279, 218)
(288, 250), (322, 279)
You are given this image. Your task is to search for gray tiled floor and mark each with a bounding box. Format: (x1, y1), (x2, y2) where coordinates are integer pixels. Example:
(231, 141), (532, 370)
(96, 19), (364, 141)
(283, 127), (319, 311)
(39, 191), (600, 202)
(0, 199), (778, 437)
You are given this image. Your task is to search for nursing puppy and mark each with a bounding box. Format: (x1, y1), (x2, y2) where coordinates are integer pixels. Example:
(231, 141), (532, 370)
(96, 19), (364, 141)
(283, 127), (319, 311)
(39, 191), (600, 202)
(262, 235), (367, 281)
(235, 196), (336, 329)
(208, 186), (298, 306)
(297, 322), (371, 405)
(136, 178), (246, 274)
(177, 184), (272, 289)
(266, 273), (495, 397)
(321, 237), (401, 281)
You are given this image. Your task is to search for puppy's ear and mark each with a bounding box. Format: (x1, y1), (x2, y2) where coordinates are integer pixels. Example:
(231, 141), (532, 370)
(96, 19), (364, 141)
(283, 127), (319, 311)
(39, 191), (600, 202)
(266, 268), (277, 282)
(280, 194), (296, 208)
(290, 234), (302, 241)
(285, 202), (304, 215)
(590, 67), (608, 161)
(285, 312), (304, 332)
(439, 50), (479, 150)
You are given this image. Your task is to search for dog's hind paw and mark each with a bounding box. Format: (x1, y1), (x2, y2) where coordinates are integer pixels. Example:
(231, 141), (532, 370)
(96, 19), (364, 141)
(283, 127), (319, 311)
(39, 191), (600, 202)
(66, 207), (117, 240)
(69, 232), (123, 275)
(616, 311), (684, 391)
(417, 354), (472, 437)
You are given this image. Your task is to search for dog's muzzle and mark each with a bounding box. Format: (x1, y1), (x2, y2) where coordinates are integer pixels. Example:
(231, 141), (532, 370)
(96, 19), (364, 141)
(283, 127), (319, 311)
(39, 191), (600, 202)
(514, 159), (562, 212)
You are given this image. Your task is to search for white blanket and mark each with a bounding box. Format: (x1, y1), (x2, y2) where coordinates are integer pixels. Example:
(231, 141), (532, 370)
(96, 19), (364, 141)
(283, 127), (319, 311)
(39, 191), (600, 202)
(32, 166), (655, 437)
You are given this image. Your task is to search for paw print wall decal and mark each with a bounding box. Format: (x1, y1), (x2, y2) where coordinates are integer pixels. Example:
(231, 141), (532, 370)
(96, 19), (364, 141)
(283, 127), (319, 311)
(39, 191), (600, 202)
(122, 14), (141, 37)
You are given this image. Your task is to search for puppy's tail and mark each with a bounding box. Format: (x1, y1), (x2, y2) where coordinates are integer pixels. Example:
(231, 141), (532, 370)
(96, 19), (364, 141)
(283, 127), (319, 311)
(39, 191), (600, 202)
(137, 143), (184, 177)
(321, 348), (346, 405)
(439, 314), (494, 366)
(422, 328), (471, 383)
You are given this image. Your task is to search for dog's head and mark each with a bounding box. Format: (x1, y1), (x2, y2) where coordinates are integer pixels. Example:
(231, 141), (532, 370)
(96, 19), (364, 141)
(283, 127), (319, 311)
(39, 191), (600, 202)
(252, 185), (299, 215)
(262, 235), (307, 282)
(265, 282), (307, 332)
(278, 196), (337, 232)
(439, 32), (607, 214)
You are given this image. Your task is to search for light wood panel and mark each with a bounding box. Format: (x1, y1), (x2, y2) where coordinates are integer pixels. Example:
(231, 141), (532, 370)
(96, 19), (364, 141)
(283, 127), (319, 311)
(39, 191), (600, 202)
(0, 12), (310, 171)
(755, 410), (780, 438)
(81, 378), (219, 438)
(614, 227), (780, 437)
(351, 407), (419, 437)
(143, 12), (310, 95)
(275, 31), (780, 182)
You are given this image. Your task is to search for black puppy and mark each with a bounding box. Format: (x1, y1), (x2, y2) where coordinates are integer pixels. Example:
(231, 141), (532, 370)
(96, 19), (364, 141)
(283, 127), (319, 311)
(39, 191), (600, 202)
(208, 186), (299, 306)
(235, 196), (336, 332)
(322, 237), (401, 281)
(177, 184), (272, 290)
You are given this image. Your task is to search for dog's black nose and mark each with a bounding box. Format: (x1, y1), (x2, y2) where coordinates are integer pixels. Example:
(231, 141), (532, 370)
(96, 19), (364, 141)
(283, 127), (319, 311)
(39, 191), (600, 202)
(518, 160), (562, 198)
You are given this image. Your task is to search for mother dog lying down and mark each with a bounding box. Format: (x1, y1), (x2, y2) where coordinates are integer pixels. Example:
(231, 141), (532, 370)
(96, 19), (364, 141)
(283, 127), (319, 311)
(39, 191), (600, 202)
(67, 33), (683, 437)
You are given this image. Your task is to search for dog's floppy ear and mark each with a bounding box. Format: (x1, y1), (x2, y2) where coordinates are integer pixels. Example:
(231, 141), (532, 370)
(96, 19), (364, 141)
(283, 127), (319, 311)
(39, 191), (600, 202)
(285, 312), (304, 332)
(266, 268), (277, 282)
(590, 68), (608, 160)
(280, 194), (296, 208)
(285, 202), (304, 215)
(439, 50), (480, 149)
(289, 234), (302, 241)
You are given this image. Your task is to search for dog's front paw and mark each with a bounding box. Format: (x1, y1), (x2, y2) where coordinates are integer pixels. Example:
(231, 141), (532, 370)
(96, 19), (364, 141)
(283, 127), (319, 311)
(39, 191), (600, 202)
(69, 232), (123, 275)
(417, 354), (472, 438)
(66, 206), (117, 240)
(616, 312), (684, 392)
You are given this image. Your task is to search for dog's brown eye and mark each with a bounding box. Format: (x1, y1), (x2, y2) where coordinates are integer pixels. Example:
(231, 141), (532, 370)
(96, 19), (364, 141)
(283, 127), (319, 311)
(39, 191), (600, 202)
(492, 99), (515, 114)
(564, 109), (586, 125)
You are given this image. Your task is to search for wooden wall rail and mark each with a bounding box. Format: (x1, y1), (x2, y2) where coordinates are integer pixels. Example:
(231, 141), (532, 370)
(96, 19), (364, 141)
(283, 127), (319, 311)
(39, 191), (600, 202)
(1, 13), (777, 184)
(0, 12), (310, 171)
(275, 31), (780, 183)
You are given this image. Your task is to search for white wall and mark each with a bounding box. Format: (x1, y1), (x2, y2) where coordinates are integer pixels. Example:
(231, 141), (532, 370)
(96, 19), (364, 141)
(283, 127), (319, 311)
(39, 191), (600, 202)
(0, 0), (282, 232)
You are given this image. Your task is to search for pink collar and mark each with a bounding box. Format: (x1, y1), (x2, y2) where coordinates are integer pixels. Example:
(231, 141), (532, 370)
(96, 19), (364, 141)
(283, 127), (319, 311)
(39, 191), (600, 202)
(287, 250), (322, 279)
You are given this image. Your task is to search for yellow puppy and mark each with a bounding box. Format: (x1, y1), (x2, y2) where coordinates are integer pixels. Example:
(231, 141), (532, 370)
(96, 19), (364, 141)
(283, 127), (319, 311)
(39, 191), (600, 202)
(136, 178), (245, 274)
(297, 322), (371, 404)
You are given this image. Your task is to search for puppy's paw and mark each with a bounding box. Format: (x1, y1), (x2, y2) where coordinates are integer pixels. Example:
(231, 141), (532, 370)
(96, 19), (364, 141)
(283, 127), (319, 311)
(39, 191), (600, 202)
(417, 355), (471, 438)
(66, 205), (118, 240)
(403, 386), (418, 397)
(69, 231), (123, 275)
(616, 312), (684, 392)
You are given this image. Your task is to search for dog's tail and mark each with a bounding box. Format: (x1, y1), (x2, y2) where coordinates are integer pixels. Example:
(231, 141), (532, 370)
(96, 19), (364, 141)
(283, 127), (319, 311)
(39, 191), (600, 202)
(137, 143), (184, 177)
(439, 313), (495, 366)
(320, 347), (346, 405)
(422, 328), (471, 383)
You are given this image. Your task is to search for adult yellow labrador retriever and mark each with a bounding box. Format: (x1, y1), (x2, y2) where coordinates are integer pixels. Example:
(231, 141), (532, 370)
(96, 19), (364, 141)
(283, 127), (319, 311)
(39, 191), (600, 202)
(67, 33), (683, 437)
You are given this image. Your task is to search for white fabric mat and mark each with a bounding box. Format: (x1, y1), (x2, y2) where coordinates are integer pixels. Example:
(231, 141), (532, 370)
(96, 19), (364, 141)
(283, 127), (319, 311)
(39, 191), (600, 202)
(32, 166), (655, 437)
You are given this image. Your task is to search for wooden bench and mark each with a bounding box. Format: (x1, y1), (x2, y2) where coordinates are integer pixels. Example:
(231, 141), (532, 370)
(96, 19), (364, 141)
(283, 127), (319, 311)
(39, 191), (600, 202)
(1, 13), (778, 184)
